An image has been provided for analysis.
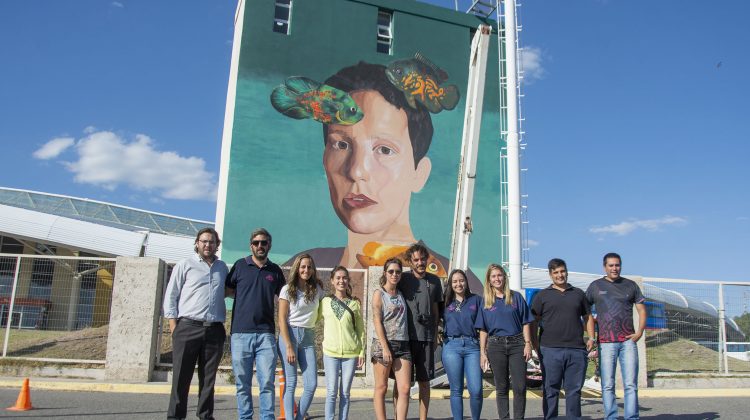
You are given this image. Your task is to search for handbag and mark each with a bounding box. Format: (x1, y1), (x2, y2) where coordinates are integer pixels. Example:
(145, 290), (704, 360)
(332, 296), (357, 331)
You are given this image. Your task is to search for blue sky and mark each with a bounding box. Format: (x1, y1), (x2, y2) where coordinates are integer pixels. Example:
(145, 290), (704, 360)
(1, 0), (748, 281)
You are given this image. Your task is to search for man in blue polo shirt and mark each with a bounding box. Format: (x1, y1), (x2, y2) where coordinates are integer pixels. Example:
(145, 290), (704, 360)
(226, 228), (286, 420)
(531, 258), (595, 420)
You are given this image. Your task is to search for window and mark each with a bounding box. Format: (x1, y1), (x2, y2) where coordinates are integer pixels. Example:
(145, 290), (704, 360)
(28, 257), (55, 301)
(0, 236), (24, 296)
(377, 10), (393, 54)
(75, 260), (99, 328)
(273, 0), (292, 34)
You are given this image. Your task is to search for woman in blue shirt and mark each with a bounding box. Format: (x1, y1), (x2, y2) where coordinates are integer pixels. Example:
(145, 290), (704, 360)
(475, 264), (533, 420)
(441, 269), (483, 420)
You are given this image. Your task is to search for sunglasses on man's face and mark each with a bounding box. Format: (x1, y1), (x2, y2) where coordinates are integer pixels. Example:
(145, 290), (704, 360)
(251, 240), (269, 247)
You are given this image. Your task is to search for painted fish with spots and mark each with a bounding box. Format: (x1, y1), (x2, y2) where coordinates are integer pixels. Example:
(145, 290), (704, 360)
(385, 53), (460, 113)
(270, 76), (364, 125)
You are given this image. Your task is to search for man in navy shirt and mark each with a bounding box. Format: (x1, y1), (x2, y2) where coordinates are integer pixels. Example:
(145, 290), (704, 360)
(586, 253), (647, 420)
(226, 228), (286, 420)
(531, 258), (595, 420)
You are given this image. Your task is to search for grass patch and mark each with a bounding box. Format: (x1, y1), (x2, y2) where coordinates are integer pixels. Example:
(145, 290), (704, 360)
(646, 330), (750, 374)
(2, 326), (108, 360)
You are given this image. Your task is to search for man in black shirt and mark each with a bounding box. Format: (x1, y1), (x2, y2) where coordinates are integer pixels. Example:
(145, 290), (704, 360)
(531, 258), (595, 420)
(394, 243), (443, 420)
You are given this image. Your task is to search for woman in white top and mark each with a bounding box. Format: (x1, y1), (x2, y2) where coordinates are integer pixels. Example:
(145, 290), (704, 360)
(278, 253), (324, 420)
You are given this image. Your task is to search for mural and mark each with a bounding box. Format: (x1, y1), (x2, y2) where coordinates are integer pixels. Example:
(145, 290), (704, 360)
(218, 0), (503, 288)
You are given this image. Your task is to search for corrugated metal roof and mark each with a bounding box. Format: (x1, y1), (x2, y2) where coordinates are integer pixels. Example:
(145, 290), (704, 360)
(0, 187), (213, 237)
(0, 204), (145, 257)
(144, 232), (195, 264)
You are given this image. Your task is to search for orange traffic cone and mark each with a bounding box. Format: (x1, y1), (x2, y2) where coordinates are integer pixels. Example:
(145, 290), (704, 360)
(7, 378), (33, 411)
(277, 368), (298, 420)
(278, 369), (286, 420)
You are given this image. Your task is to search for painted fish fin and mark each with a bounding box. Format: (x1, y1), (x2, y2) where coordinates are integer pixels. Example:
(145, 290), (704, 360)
(356, 254), (378, 268)
(415, 52), (449, 81)
(284, 76), (322, 94)
(438, 84), (460, 111)
(270, 85), (310, 119)
(405, 94), (419, 109)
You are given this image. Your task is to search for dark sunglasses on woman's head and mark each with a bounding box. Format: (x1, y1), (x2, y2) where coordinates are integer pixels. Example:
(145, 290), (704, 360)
(251, 240), (268, 246)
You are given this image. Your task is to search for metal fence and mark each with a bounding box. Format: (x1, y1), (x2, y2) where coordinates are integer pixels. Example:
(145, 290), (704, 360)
(644, 278), (750, 376)
(157, 265), (368, 371)
(0, 253), (117, 364)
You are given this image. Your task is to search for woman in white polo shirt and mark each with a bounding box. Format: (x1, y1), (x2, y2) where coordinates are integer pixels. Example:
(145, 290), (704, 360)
(278, 253), (325, 420)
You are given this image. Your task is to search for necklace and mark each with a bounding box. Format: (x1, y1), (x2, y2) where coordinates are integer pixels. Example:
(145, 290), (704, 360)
(382, 287), (399, 304)
(455, 298), (464, 312)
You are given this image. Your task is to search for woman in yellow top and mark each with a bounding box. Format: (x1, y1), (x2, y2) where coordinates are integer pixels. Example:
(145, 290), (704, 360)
(320, 266), (365, 420)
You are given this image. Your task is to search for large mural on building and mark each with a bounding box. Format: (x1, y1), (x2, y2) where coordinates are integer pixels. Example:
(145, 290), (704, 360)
(217, 0), (503, 286)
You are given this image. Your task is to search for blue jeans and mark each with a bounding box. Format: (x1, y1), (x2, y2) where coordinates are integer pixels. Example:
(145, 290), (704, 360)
(442, 337), (483, 420)
(323, 355), (358, 420)
(278, 326), (317, 420)
(231, 332), (277, 420)
(539, 346), (588, 420)
(600, 340), (639, 420)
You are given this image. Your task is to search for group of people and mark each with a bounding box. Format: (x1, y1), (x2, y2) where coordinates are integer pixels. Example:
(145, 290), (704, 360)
(164, 225), (646, 420)
(164, 226), (364, 420)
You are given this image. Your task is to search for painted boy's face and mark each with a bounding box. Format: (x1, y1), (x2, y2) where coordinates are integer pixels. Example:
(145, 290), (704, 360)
(323, 90), (430, 235)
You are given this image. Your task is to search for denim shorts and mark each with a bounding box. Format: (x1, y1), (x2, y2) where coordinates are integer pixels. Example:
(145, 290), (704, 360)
(371, 338), (411, 364)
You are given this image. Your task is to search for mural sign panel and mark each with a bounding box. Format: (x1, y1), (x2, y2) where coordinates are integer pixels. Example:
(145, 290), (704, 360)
(217, 0), (503, 289)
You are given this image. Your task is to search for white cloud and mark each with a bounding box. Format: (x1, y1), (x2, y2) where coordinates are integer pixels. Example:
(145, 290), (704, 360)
(527, 239), (540, 247)
(62, 130), (217, 201)
(111, 1), (124, 8)
(83, 126), (97, 134)
(520, 46), (545, 82)
(589, 216), (688, 236)
(33, 137), (75, 160)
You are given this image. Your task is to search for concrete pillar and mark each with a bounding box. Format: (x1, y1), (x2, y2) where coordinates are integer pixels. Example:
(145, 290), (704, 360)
(363, 265), (383, 388)
(105, 256), (164, 382)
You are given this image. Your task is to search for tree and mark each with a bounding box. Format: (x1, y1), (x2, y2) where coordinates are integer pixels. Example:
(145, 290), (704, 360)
(734, 312), (750, 339)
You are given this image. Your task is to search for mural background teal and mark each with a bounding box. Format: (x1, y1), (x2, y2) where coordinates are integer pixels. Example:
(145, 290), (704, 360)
(220, 0), (504, 277)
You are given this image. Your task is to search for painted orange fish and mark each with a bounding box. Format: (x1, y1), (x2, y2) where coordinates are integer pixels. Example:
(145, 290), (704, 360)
(356, 241), (447, 278)
(385, 53), (460, 113)
(270, 76), (364, 125)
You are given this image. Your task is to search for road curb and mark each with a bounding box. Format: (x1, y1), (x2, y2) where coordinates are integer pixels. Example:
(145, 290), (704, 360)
(1, 378), (748, 399)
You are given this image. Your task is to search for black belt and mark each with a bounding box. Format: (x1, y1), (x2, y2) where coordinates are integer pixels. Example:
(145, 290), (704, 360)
(179, 317), (223, 327)
(488, 333), (524, 342)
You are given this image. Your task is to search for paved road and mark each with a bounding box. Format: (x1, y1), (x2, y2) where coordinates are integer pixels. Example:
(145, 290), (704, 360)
(0, 388), (742, 419)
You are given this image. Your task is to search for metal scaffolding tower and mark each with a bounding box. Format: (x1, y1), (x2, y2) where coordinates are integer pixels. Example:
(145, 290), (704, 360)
(467, 0), (529, 290)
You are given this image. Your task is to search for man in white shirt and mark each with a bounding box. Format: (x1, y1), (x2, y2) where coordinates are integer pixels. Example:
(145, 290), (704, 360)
(163, 227), (228, 420)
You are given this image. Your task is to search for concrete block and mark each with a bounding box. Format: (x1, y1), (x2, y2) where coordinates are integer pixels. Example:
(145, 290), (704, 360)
(105, 256), (165, 381)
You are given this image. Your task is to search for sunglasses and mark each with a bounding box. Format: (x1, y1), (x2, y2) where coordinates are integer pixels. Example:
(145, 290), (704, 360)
(251, 240), (269, 246)
(386, 269), (402, 276)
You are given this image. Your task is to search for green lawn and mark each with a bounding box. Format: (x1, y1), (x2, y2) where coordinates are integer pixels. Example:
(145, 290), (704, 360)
(1, 326), (108, 360)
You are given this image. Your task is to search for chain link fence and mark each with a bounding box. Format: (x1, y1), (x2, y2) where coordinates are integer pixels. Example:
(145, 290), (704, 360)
(0, 253), (116, 363)
(157, 265), (368, 372)
(644, 278), (750, 376)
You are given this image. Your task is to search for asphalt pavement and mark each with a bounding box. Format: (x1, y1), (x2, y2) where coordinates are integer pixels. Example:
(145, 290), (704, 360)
(0, 384), (745, 419)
